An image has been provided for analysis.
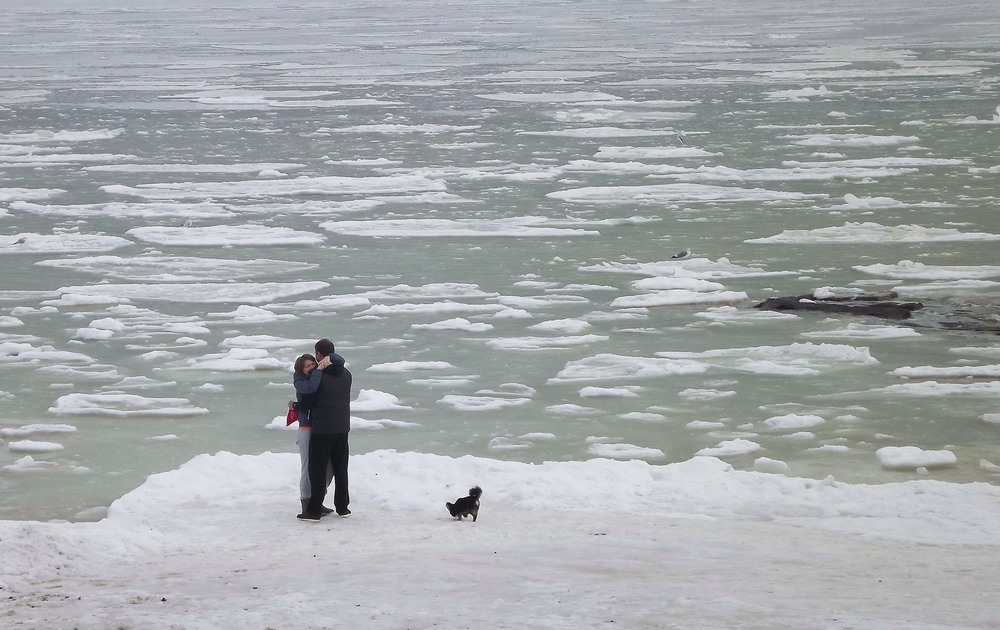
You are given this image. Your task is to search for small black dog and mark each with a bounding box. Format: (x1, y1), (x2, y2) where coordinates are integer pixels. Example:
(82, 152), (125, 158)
(446, 486), (482, 522)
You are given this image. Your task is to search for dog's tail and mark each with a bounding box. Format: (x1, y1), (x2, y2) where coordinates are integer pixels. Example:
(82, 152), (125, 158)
(469, 486), (482, 498)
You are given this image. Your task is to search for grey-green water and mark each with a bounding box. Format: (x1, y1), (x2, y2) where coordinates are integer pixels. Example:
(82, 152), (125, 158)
(2, 0), (999, 521)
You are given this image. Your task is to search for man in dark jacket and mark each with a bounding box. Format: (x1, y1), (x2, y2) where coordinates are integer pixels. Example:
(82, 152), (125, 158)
(299, 338), (352, 521)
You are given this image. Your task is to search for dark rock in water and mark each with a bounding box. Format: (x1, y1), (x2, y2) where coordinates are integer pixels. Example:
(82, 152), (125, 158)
(755, 291), (923, 321)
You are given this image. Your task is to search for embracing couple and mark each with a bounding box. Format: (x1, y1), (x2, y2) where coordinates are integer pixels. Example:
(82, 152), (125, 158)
(290, 338), (352, 522)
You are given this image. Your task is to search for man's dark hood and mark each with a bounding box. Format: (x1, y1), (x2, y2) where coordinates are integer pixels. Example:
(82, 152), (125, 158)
(322, 353), (346, 375)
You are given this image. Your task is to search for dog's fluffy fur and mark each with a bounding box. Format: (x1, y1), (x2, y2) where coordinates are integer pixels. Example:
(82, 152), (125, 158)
(446, 486), (482, 522)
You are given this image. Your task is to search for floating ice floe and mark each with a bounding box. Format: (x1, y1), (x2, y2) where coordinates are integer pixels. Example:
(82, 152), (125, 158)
(545, 403), (600, 415)
(0, 455), (61, 473)
(693, 305), (798, 323)
(0, 151), (138, 166)
(285, 294), (374, 312)
(146, 435), (180, 442)
(611, 289), (747, 309)
(437, 394), (531, 411)
(476, 91), (624, 103)
(747, 221), (1000, 243)
(891, 280), (1000, 296)
(103, 174), (446, 200)
(853, 260), (1000, 280)
(496, 294), (589, 310)
(763, 414), (826, 430)
(782, 133), (919, 147)
(553, 356), (709, 383)
(753, 457), (790, 473)
(0, 342), (94, 365)
(406, 376), (477, 387)
(579, 385), (643, 398)
(37, 255), (318, 281)
(765, 85), (841, 101)
(48, 393), (209, 417)
(521, 432), (557, 441)
(219, 335), (314, 349)
(320, 217), (599, 237)
(679, 388), (736, 401)
(7, 440), (64, 453)
(548, 182), (823, 204)
(352, 389), (414, 413)
(593, 145), (719, 159)
(103, 376), (177, 391)
(350, 417), (421, 431)
(162, 88), (377, 104)
(0, 128), (125, 143)
(631, 277), (726, 292)
(553, 343), (874, 383)
(127, 225), (325, 246)
(771, 61), (991, 81)
(74, 327), (114, 341)
(0, 424), (77, 438)
(553, 108), (695, 124)
(411, 318), (494, 332)
(696, 438), (763, 458)
(12, 201), (236, 220)
(521, 126), (679, 138)
(180, 348), (287, 372)
(488, 437), (534, 451)
(367, 361), (456, 373)
(128, 335), (209, 352)
(528, 318), (592, 334)
(877, 446), (957, 471)
(855, 381), (1000, 397)
(888, 365), (1000, 379)
(829, 193), (907, 209)
(619, 412), (667, 422)
(480, 383), (537, 398)
(0, 233), (131, 254)
(782, 156), (965, 169)
(0, 89), (48, 104)
(800, 324), (921, 340)
(478, 69), (614, 81)
(53, 282), (327, 305)
(41, 293), (126, 307)
(0, 188), (66, 203)
(588, 442), (665, 460)
(85, 162), (307, 174)
(265, 98), (402, 109)
(361, 283), (500, 301)
(655, 343), (878, 376)
(580, 256), (794, 280)
(486, 334), (609, 351)
(356, 301), (508, 318)
(573, 162), (923, 182)
(318, 123), (480, 134)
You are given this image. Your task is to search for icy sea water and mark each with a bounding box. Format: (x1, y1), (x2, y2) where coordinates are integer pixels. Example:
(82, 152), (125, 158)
(1, 0), (999, 521)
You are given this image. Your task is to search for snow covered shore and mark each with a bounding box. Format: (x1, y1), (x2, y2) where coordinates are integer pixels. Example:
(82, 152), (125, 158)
(2, 450), (997, 629)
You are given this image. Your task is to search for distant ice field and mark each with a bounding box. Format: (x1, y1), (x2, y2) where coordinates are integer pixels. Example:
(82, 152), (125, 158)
(1, 0), (999, 520)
